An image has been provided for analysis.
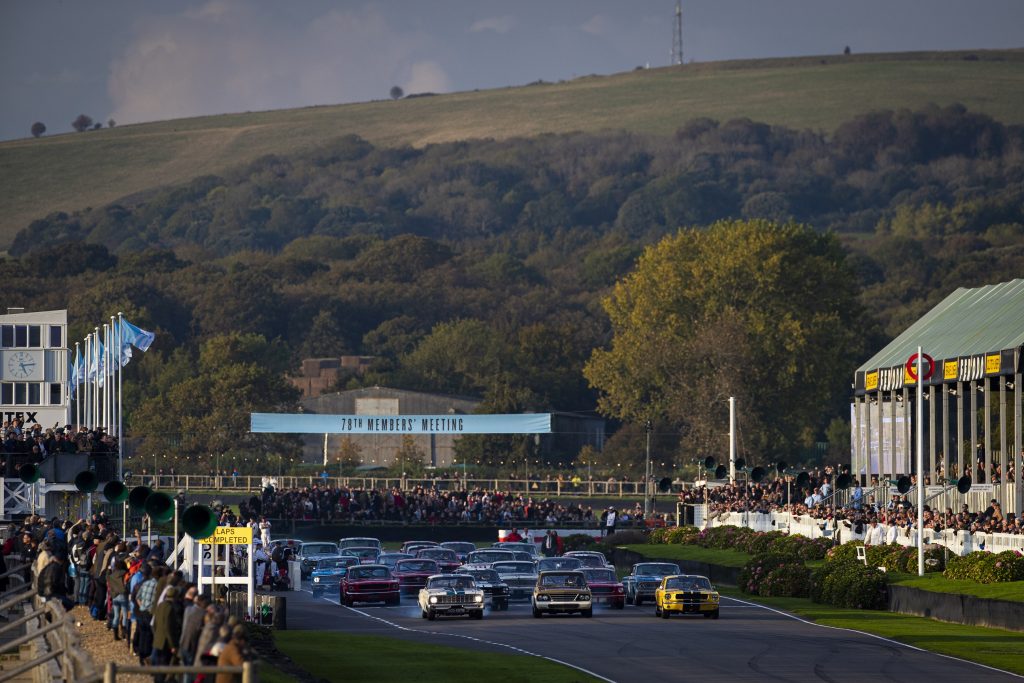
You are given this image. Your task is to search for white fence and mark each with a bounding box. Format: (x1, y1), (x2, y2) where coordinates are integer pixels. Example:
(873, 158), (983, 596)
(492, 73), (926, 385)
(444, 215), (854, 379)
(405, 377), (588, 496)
(704, 509), (1024, 557)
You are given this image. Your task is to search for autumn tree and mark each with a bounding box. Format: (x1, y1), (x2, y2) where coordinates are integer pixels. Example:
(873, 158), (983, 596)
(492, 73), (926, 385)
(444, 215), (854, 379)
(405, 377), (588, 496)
(31, 122), (46, 138)
(584, 219), (867, 460)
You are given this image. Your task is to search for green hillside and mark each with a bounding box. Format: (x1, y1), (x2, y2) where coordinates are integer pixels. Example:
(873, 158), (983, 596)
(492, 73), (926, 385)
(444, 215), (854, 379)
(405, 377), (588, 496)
(2, 48), (1024, 249)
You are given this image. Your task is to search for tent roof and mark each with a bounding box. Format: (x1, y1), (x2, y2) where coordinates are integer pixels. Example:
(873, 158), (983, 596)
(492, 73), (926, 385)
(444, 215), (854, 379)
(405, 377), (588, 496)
(857, 278), (1024, 373)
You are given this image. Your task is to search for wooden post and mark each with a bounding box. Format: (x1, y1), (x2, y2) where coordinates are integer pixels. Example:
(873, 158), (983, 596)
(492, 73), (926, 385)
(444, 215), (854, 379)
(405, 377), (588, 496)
(104, 661), (116, 683)
(242, 660), (256, 683)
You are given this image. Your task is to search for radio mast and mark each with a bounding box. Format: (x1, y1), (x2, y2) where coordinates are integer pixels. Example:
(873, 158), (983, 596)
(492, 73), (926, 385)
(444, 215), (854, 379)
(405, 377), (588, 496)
(671, 1), (683, 65)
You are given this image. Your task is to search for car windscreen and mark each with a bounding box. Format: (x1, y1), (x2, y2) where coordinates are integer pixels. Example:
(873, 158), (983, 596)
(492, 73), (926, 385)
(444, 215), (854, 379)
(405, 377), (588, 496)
(540, 573), (585, 588)
(469, 551), (515, 564)
(427, 576), (476, 590)
(441, 542), (475, 553)
(418, 549), (457, 561)
(463, 569), (500, 582)
(397, 560), (438, 572)
(378, 554), (412, 567)
(538, 558), (582, 571)
(349, 548), (380, 559)
(665, 577), (713, 590)
(302, 544), (338, 555)
(637, 564), (679, 576)
(340, 538), (380, 549)
(492, 562), (535, 575)
(572, 555), (606, 568)
(583, 569), (616, 583)
(318, 558), (356, 569)
(349, 567), (391, 580)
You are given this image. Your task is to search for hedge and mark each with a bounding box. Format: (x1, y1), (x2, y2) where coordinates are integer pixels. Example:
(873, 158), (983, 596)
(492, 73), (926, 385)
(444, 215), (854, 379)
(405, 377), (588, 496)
(944, 550), (1024, 583)
(738, 552), (811, 598)
(648, 524), (833, 560)
(811, 558), (889, 610)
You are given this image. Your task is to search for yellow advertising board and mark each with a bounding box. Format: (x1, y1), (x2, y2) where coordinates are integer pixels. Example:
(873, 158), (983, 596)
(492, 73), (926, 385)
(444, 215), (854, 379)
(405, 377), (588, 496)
(985, 354), (1001, 375)
(865, 371), (878, 392)
(943, 360), (958, 381)
(199, 526), (253, 545)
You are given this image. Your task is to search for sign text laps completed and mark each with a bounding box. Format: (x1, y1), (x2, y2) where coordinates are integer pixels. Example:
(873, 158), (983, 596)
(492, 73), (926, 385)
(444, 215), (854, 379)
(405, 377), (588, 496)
(200, 526), (253, 545)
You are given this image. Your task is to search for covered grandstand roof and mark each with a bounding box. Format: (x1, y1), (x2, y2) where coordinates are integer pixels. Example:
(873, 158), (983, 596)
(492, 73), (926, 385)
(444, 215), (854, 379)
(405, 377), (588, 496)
(855, 278), (1023, 393)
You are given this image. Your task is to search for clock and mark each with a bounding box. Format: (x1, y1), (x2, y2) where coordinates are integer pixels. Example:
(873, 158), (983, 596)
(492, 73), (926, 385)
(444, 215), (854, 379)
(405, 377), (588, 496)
(7, 351), (37, 379)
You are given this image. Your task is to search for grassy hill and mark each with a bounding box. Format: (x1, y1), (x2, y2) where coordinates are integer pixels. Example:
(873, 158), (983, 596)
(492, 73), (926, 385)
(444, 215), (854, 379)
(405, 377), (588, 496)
(2, 48), (1024, 249)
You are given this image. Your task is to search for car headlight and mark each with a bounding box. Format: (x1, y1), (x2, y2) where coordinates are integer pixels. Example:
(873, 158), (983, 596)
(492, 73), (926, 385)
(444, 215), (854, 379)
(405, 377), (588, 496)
(474, 595), (483, 603)
(578, 594), (591, 601)
(537, 594), (550, 602)
(499, 587), (508, 593)
(429, 596), (438, 604)
(313, 577), (320, 583)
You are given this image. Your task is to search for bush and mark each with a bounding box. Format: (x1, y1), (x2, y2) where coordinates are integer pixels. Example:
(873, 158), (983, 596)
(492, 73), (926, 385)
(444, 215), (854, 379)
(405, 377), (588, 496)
(739, 552), (810, 598)
(604, 529), (648, 545)
(811, 559), (888, 609)
(945, 550), (1024, 583)
(561, 534), (598, 552)
(695, 525), (756, 550)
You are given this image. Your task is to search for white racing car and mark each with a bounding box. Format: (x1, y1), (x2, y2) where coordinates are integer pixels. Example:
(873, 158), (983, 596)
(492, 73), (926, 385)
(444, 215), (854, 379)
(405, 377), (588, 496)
(418, 574), (485, 620)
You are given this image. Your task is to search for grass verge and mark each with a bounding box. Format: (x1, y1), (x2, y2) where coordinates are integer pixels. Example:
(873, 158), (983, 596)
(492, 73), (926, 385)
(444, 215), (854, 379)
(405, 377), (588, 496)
(620, 543), (751, 567)
(273, 631), (602, 682)
(717, 587), (1024, 675)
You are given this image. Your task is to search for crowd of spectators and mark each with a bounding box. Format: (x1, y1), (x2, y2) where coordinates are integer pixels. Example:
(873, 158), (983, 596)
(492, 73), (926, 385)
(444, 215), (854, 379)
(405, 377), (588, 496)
(1, 419), (118, 476)
(682, 463), (1023, 537)
(239, 484), (650, 528)
(7, 512), (253, 680)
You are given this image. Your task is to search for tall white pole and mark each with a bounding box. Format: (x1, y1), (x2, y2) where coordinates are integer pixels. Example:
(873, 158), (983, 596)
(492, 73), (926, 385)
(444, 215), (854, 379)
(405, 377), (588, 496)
(729, 397), (736, 485)
(118, 313), (124, 479)
(84, 334), (92, 430)
(917, 348), (925, 576)
(103, 323), (110, 434)
(75, 341), (81, 430)
(94, 328), (101, 429)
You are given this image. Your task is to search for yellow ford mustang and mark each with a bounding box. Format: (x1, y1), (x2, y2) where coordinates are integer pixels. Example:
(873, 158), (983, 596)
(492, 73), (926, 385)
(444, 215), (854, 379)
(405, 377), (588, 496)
(654, 574), (720, 619)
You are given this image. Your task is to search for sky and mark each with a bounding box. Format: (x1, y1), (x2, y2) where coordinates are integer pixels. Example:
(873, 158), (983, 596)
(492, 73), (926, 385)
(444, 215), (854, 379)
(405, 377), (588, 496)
(1, 0), (1022, 141)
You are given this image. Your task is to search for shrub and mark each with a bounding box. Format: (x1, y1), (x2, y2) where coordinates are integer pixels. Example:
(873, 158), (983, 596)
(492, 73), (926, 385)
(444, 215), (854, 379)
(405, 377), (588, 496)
(945, 550), (1024, 583)
(561, 534), (597, 552)
(770, 533), (834, 560)
(604, 529), (648, 545)
(811, 558), (888, 609)
(695, 525), (756, 550)
(738, 552), (809, 598)
(741, 530), (787, 555)
(665, 526), (700, 544)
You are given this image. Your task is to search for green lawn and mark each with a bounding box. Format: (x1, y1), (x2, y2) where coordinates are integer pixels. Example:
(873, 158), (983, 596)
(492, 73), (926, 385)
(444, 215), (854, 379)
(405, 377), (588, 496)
(621, 543), (752, 567)
(717, 588), (1024, 675)
(271, 631), (602, 682)
(4, 49), (1024, 247)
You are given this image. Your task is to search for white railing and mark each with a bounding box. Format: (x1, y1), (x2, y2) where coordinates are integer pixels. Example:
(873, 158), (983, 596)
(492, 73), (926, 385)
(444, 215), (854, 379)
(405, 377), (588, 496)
(705, 509), (1024, 557)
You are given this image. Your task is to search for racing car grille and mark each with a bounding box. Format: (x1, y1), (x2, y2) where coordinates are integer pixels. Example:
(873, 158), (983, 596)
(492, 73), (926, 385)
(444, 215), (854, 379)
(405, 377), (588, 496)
(546, 591), (586, 602)
(673, 592), (702, 602)
(590, 586), (615, 596)
(506, 578), (535, 588)
(353, 582), (393, 592)
(639, 582), (660, 591)
(435, 594), (476, 605)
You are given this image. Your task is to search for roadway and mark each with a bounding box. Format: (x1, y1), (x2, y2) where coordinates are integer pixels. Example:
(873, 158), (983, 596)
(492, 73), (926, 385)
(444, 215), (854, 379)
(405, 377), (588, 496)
(284, 582), (1021, 683)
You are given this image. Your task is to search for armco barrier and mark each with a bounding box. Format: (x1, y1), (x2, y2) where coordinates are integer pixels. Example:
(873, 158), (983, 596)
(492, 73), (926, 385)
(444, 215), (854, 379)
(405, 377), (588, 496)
(888, 585), (1024, 633)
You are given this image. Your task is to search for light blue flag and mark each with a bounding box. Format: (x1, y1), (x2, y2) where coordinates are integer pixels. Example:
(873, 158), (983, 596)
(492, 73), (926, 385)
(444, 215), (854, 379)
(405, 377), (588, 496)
(120, 318), (155, 356)
(69, 348), (83, 398)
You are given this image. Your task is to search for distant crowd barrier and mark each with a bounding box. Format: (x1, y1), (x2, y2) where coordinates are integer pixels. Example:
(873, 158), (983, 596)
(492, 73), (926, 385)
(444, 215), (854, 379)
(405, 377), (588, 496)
(125, 473), (656, 497)
(704, 509), (1024, 557)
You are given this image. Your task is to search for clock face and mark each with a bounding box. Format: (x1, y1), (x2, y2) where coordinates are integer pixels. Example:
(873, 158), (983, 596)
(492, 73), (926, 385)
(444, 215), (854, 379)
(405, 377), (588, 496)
(7, 351), (36, 379)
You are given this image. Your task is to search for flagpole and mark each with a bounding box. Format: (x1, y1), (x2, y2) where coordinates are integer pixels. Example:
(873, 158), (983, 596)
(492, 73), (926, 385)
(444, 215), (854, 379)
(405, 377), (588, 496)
(75, 341), (81, 430)
(916, 347), (924, 577)
(117, 312), (124, 480)
(84, 334), (91, 430)
(94, 327), (101, 429)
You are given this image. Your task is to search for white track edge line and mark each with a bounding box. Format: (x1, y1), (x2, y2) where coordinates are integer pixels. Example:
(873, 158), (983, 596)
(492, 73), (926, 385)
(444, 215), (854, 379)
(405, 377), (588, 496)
(722, 596), (1024, 680)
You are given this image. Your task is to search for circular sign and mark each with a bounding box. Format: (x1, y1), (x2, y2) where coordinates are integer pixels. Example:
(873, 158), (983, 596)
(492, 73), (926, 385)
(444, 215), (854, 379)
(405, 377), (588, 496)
(905, 353), (935, 381)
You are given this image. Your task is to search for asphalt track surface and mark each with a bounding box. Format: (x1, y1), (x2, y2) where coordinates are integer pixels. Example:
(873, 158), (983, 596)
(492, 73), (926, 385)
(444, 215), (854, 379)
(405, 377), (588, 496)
(286, 581), (1022, 683)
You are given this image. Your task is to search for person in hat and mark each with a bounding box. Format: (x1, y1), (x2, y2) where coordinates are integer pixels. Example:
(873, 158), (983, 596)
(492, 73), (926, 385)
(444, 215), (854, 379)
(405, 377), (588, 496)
(603, 506), (617, 537)
(151, 585), (184, 677)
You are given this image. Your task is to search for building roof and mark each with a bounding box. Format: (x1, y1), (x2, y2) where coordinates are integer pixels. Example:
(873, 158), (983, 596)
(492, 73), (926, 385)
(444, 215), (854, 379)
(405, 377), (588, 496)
(857, 278), (1024, 373)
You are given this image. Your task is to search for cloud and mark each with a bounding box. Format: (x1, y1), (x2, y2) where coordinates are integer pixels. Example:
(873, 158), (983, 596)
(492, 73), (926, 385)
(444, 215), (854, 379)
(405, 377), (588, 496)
(468, 15), (516, 34)
(107, 2), (443, 126)
(403, 61), (451, 95)
(581, 14), (613, 37)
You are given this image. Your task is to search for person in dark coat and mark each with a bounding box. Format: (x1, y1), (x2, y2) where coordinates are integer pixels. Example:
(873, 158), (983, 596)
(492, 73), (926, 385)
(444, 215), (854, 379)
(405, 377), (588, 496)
(151, 586), (184, 680)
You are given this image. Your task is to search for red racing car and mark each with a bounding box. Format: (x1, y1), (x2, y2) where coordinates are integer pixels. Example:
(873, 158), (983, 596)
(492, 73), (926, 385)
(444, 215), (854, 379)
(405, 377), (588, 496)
(340, 564), (400, 606)
(394, 558), (441, 595)
(582, 568), (626, 609)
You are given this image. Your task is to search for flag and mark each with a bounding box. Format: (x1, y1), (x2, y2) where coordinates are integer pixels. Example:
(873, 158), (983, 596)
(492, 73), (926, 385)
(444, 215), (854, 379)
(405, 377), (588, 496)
(88, 340), (106, 382)
(69, 348), (83, 398)
(119, 318), (155, 362)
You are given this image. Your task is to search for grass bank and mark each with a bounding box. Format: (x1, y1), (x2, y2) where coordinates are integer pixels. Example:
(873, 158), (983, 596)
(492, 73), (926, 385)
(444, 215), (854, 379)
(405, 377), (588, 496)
(267, 631), (601, 682)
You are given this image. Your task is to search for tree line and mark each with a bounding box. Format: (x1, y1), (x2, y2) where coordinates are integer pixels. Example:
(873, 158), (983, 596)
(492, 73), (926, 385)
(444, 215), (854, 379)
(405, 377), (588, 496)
(7, 104), (1023, 472)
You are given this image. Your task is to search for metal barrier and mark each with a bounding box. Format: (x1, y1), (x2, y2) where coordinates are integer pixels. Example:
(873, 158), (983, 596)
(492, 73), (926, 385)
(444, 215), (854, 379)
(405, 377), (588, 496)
(126, 473), (651, 497)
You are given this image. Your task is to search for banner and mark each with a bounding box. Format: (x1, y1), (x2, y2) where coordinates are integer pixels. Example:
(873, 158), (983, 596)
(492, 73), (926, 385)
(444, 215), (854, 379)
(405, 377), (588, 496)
(200, 527), (253, 545)
(250, 412), (552, 435)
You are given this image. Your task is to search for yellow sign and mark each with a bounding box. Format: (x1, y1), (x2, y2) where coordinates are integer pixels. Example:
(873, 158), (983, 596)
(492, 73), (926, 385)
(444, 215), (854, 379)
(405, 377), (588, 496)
(986, 354), (1001, 375)
(865, 371), (878, 392)
(943, 360), (958, 381)
(199, 526), (253, 545)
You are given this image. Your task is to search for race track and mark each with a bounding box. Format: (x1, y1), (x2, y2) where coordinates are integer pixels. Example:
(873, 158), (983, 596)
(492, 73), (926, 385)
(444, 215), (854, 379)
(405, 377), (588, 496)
(286, 583), (1021, 682)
